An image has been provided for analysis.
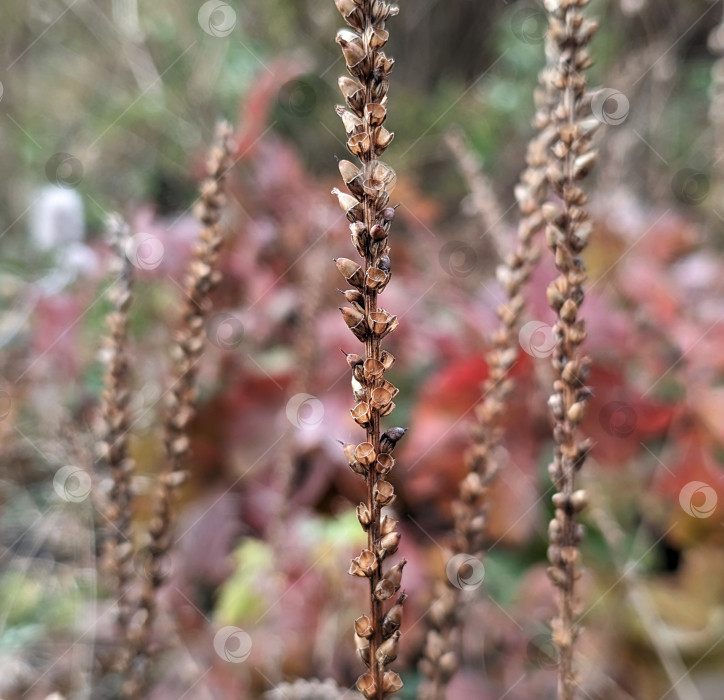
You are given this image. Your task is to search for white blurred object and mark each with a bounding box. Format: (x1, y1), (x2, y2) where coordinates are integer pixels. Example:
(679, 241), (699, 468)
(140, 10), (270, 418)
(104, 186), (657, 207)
(30, 185), (85, 252)
(29, 186), (98, 293)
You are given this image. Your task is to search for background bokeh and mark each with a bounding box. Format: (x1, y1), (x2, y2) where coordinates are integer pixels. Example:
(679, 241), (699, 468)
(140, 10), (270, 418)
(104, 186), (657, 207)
(2, 0), (724, 698)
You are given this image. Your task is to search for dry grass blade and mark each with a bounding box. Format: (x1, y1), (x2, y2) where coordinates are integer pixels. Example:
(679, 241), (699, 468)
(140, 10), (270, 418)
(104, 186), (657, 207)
(332, 1), (406, 698)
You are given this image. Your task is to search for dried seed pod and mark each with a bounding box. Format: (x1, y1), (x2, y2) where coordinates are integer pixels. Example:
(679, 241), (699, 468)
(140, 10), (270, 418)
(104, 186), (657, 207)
(376, 452), (395, 475)
(376, 531), (401, 560)
(380, 350), (395, 370)
(380, 427), (406, 453)
(335, 258), (365, 288)
(356, 673), (377, 699)
(355, 442), (376, 465)
(355, 632), (371, 666)
(368, 311), (398, 337)
(357, 503), (372, 529)
(370, 387), (393, 412)
(365, 266), (390, 291)
(355, 614), (374, 638)
(349, 549), (378, 578)
(382, 591), (406, 637)
(332, 188), (363, 221)
(379, 514), (398, 535)
(363, 358), (385, 382)
(376, 630), (400, 664)
(381, 671), (403, 694)
(336, 30), (366, 67)
(351, 402), (372, 427)
(374, 480), (396, 506)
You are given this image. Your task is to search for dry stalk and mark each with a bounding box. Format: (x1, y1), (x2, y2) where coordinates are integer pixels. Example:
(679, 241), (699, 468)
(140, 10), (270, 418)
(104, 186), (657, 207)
(709, 4), (724, 182)
(97, 214), (136, 672)
(123, 122), (234, 696)
(541, 1), (599, 698)
(331, 1), (406, 697)
(444, 128), (507, 250)
(417, 42), (559, 700)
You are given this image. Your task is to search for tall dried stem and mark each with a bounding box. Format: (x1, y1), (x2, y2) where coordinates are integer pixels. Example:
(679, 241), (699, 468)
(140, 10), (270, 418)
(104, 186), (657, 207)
(123, 122), (233, 696)
(541, 1), (599, 698)
(418, 41), (558, 700)
(332, 1), (406, 697)
(97, 214), (136, 673)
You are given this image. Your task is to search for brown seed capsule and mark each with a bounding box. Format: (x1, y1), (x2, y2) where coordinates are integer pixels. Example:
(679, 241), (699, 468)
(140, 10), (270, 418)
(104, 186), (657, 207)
(382, 591), (406, 637)
(341, 288), (364, 305)
(338, 77), (364, 110)
(376, 531), (401, 559)
(370, 224), (387, 240)
(356, 673), (376, 699)
(363, 358), (385, 382)
(374, 126), (394, 153)
(355, 442), (376, 465)
(354, 632), (371, 666)
(336, 106), (364, 136)
(348, 132), (372, 158)
(365, 266), (390, 291)
(356, 503), (372, 529)
(382, 206), (396, 222)
(351, 402), (372, 427)
(344, 351), (364, 369)
(381, 671), (403, 694)
(335, 258), (365, 288)
(380, 427), (406, 453)
(349, 549), (378, 577)
(376, 630), (400, 664)
(355, 614), (374, 638)
(365, 102), (387, 126)
(370, 387), (393, 412)
(368, 311), (398, 337)
(339, 307), (368, 341)
(376, 452), (395, 475)
(380, 514), (398, 535)
(336, 30), (366, 67)
(374, 479), (396, 506)
(380, 350), (395, 370)
(332, 188), (363, 222)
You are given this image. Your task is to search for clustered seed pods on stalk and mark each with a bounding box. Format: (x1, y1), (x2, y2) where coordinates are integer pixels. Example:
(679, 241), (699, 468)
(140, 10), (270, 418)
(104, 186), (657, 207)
(541, 1), (599, 698)
(332, 1), (406, 697)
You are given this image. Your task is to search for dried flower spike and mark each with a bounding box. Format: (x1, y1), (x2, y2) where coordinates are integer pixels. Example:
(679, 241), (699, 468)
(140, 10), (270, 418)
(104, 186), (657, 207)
(332, 2), (405, 697)
(123, 122), (234, 697)
(418, 29), (558, 700)
(97, 214), (136, 675)
(542, 1), (599, 698)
